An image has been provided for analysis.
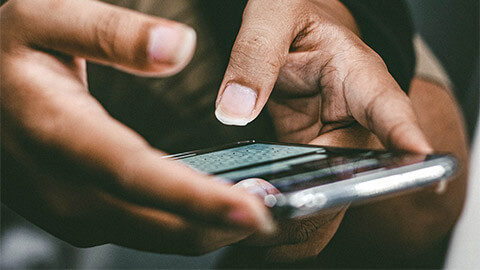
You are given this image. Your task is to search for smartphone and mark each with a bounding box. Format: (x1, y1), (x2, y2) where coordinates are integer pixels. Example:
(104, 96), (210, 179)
(167, 140), (456, 218)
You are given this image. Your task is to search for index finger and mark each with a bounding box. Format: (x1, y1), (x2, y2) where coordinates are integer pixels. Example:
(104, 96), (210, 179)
(215, 0), (305, 126)
(4, 0), (196, 76)
(4, 57), (274, 236)
(343, 59), (433, 153)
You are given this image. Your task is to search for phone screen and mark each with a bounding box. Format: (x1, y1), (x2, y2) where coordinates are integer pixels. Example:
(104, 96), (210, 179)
(176, 142), (429, 193)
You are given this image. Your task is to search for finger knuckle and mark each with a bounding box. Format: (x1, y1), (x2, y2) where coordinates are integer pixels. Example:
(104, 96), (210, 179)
(94, 11), (124, 60)
(350, 45), (388, 72)
(366, 50), (388, 71)
(283, 219), (319, 244)
(230, 30), (285, 75)
(235, 28), (271, 53)
(295, 219), (319, 243)
(3, 0), (61, 27)
(93, 11), (152, 69)
(336, 40), (387, 72)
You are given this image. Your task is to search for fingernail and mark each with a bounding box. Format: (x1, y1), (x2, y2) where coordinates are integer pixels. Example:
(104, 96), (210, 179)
(234, 178), (280, 198)
(236, 179), (269, 197)
(215, 83), (257, 126)
(148, 25), (196, 64)
(228, 208), (276, 234)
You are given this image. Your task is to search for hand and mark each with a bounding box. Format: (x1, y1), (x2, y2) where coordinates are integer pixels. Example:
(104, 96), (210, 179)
(230, 126), (375, 263)
(214, 0), (432, 153)
(0, 0), (274, 255)
(218, 82), (469, 267)
(230, 178), (348, 263)
(213, 0), (433, 262)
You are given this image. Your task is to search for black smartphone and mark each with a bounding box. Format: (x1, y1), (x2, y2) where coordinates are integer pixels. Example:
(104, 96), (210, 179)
(167, 140), (456, 217)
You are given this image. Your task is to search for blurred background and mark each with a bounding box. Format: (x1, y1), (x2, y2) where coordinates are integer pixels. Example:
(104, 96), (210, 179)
(408, 0), (479, 140)
(1, 0), (478, 268)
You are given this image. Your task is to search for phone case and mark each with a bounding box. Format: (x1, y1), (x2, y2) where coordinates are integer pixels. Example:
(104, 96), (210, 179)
(167, 140), (457, 218)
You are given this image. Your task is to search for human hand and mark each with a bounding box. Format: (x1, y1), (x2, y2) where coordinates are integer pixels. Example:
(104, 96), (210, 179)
(230, 124), (378, 263)
(214, 0), (432, 153)
(0, 0), (274, 255)
(232, 178), (347, 263)
(214, 0), (433, 262)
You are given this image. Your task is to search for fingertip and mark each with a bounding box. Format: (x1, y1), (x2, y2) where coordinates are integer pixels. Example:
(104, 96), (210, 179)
(176, 26), (197, 64)
(226, 190), (276, 234)
(409, 127), (434, 154)
(388, 130), (434, 154)
(233, 178), (280, 198)
(420, 144), (435, 154)
(215, 83), (257, 126)
(227, 206), (276, 234)
(214, 108), (251, 126)
(148, 24), (196, 70)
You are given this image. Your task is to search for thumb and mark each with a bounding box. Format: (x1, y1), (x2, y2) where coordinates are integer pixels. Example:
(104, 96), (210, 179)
(215, 0), (304, 126)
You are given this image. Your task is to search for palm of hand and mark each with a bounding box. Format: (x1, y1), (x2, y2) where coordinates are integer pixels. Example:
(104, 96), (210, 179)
(266, 25), (403, 150)
(268, 49), (362, 145)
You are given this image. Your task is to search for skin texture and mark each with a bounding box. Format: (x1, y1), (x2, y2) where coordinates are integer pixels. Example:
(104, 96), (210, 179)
(0, 0), (275, 255)
(216, 0), (432, 153)
(314, 78), (469, 268)
(217, 0), (468, 265)
(0, 0), (468, 266)
(222, 78), (468, 266)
